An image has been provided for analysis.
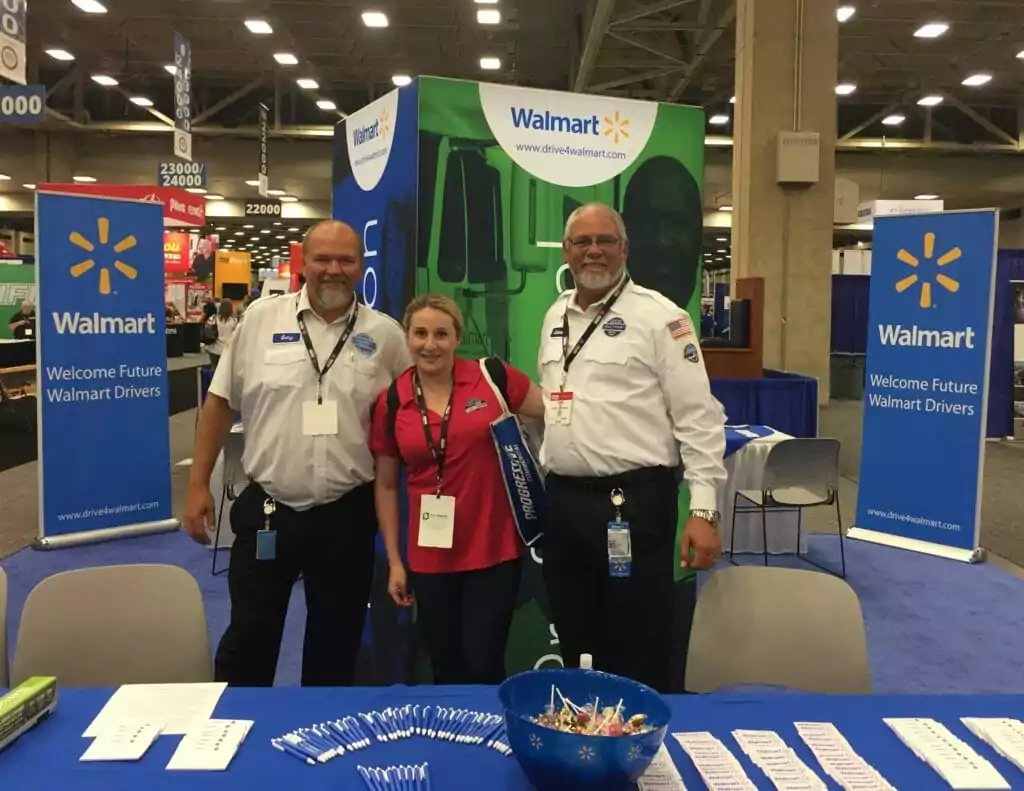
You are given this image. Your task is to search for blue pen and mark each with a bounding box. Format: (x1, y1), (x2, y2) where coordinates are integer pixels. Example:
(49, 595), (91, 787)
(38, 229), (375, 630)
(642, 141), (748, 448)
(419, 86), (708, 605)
(420, 705), (430, 737)
(465, 713), (484, 744)
(297, 727), (335, 759)
(424, 763), (433, 791)
(378, 710), (393, 741)
(480, 718), (503, 747)
(426, 706), (436, 738)
(370, 767), (388, 791)
(361, 712), (384, 742)
(407, 764), (417, 791)
(271, 738), (316, 766)
(346, 716), (370, 748)
(397, 707), (409, 739)
(315, 723), (344, 754)
(281, 733), (327, 763)
(404, 704), (413, 737)
(452, 710), (468, 742)
(357, 767), (376, 791)
(440, 708), (452, 740)
(307, 726), (340, 758)
(448, 710), (462, 742)
(329, 719), (353, 751)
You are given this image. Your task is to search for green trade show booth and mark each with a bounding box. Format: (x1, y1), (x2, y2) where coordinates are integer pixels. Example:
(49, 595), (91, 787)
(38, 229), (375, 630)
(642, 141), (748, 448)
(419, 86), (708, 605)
(332, 76), (706, 688)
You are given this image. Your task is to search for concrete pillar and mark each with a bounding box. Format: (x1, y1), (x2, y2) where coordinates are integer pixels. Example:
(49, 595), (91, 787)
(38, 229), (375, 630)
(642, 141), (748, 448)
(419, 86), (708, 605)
(730, 0), (838, 398)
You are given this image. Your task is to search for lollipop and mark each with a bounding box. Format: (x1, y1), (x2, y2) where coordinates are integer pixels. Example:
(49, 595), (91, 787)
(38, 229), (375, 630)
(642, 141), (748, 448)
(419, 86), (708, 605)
(530, 686), (653, 737)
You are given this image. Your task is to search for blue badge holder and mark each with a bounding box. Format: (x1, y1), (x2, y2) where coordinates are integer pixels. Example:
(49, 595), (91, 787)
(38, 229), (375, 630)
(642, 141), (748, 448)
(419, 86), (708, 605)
(256, 529), (277, 561)
(607, 519), (631, 578)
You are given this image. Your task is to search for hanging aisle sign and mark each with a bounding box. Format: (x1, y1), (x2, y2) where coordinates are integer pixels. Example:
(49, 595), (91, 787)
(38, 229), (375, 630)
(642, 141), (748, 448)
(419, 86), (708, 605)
(0, 83), (44, 123)
(172, 31), (192, 161)
(850, 209), (998, 563)
(258, 102), (269, 196)
(35, 190), (177, 549)
(0, 0), (27, 85)
(244, 198), (281, 217)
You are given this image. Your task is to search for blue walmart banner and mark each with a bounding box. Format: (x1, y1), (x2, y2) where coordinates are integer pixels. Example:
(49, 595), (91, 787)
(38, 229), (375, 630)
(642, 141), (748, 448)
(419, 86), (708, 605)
(37, 192), (175, 546)
(851, 210), (998, 560)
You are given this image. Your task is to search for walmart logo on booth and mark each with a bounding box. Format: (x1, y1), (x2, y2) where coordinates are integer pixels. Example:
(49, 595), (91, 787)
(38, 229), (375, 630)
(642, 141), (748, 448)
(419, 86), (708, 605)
(509, 106), (631, 144)
(68, 217), (139, 296)
(352, 108), (390, 147)
(894, 231), (962, 309)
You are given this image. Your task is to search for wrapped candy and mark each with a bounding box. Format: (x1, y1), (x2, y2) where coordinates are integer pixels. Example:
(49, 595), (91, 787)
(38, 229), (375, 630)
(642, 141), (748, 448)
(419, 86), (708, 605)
(530, 686), (653, 737)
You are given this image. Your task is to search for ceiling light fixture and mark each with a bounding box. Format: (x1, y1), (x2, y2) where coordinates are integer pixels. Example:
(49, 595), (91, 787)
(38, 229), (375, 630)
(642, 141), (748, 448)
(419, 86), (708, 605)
(280, 196), (298, 202)
(477, 9), (501, 24)
(962, 73), (992, 87)
(288, 227), (300, 232)
(45, 48), (75, 61)
(164, 64), (177, 75)
(186, 187), (207, 195)
(837, 6), (855, 22)
(716, 237), (728, 242)
(296, 78), (319, 90)
(316, 99), (338, 111)
(260, 229), (271, 234)
(244, 19), (273, 35)
(719, 205), (733, 212)
(129, 96), (153, 107)
(245, 180), (260, 187)
(1018, 50), (1024, 60)
(917, 94), (944, 106)
(835, 83), (857, 95)
(915, 194), (940, 200)
(267, 189), (285, 196)
(205, 194), (225, 201)
(274, 53), (299, 66)
(882, 114), (906, 126)
(474, 0), (498, 4)
(71, 0), (107, 13)
(235, 231), (245, 236)
(362, 11), (389, 28)
(72, 175), (96, 182)
(22, 183), (36, 190)
(914, 22), (949, 39)
(243, 224), (255, 229)
(0, 174), (10, 181)
(480, 56), (501, 71)
(709, 114), (730, 125)
(392, 74), (412, 87)
(215, 227), (226, 231)
(90, 74), (118, 86)
(729, 95), (736, 104)
(276, 235), (286, 240)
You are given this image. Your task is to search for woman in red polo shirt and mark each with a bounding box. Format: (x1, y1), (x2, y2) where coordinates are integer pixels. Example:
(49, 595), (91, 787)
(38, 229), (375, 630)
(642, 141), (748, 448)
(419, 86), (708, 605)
(370, 293), (544, 685)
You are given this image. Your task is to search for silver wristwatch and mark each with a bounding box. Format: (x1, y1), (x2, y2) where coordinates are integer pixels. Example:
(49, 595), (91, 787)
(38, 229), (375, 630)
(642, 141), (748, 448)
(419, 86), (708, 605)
(690, 508), (721, 528)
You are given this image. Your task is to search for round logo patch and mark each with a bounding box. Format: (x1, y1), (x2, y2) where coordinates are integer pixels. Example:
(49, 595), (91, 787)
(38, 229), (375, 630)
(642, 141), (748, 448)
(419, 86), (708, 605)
(683, 343), (700, 363)
(603, 316), (627, 337)
(352, 332), (377, 356)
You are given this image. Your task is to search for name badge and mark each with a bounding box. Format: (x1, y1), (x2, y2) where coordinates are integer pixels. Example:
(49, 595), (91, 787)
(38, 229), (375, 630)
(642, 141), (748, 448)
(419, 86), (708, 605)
(302, 400), (339, 436)
(549, 391), (574, 426)
(273, 332), (301, 344)
(418, 494), (456, 549)
(608, 519), (631, 578)
(24, 328), (33, 337)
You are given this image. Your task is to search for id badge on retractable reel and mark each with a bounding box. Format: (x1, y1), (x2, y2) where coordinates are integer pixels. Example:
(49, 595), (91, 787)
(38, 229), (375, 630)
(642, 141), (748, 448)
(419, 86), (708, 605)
(608, 488), (631, 578)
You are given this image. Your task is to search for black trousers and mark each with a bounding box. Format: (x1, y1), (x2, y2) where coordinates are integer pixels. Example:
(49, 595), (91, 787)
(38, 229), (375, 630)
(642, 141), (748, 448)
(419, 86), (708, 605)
(543, 467), (688, 693)
(214, 482), (377, 687)
(411, 558), (523, 685)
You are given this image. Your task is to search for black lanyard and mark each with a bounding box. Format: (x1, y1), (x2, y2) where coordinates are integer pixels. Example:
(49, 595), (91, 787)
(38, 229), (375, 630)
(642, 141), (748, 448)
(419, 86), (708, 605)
(412, 370), (455, 494)
(561, 274), (631, 380)
(295, 297), (360, 404)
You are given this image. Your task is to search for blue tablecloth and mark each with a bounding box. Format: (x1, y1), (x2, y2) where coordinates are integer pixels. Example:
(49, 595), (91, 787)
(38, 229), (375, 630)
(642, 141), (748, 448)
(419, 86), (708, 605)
(724, 425), (777, 459)
(3, 686), (1024, 789)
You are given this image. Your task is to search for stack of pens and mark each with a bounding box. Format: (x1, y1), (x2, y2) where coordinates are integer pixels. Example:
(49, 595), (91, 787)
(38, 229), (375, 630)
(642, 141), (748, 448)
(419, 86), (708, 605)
(357, 763), (432, 791)
(271, 705), (512, 766)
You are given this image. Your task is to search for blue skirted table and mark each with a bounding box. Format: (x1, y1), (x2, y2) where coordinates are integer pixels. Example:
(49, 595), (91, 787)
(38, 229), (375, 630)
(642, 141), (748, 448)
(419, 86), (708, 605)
(711, 370), (819, 439)
(3, 686), (1024, 790)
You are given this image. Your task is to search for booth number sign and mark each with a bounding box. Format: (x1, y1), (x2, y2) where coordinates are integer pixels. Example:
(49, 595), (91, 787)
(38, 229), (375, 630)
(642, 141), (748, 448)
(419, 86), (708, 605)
(245, 199), (282, 217)
(157, 161), (206, 189)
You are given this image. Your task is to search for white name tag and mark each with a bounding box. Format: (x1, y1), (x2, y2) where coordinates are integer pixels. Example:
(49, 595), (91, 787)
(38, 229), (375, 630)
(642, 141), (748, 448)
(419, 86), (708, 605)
(302, 400), (339, 436)
(549, 391), (574, 426)
(418, 494), (456, 549)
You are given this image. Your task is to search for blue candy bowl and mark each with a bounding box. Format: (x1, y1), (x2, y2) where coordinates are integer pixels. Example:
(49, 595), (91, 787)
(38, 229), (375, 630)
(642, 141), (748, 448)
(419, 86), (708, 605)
(498, 669), (671, 791)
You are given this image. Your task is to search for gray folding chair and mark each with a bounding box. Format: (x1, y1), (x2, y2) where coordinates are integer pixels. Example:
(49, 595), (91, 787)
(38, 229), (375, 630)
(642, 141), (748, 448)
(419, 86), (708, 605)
(730, 437), (846, 577)
(0, 565), (8, 688)
(686, 566), (871, 694)
(212, 429), (246, 576)
(11, 564), (213, 688)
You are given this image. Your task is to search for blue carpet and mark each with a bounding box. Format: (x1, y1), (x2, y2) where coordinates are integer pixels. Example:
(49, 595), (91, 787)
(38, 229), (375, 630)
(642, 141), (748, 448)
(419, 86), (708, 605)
(2, 532), (1024, 692)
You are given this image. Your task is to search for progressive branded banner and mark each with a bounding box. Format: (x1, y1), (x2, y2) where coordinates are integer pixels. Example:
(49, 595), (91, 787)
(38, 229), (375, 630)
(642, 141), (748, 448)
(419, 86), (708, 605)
(36, 191), (177, 548)
(850, 210), (998, 562)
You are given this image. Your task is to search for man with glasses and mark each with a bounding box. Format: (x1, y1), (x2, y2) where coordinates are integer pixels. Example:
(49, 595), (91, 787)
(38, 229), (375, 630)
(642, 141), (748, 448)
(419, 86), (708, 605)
(537, 202), (726, 692)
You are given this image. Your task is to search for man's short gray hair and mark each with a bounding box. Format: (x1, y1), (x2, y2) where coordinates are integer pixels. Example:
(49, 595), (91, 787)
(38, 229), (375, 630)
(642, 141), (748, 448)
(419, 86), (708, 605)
(302, 219), (363, 258)
(563, 203), (628, 243)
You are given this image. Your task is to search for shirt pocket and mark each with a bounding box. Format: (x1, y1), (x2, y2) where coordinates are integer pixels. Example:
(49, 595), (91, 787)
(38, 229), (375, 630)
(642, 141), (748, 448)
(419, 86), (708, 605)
(261, 346), (307, 390)
(539, 339), (564, 388)
(341, 352), (383, 398)
(580, 340), (643, 392)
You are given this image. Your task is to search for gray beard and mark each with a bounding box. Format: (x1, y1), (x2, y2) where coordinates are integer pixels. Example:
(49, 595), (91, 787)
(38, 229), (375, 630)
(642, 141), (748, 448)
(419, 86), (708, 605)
(316, 284), (351, 311)
(575, 268), (617, 291)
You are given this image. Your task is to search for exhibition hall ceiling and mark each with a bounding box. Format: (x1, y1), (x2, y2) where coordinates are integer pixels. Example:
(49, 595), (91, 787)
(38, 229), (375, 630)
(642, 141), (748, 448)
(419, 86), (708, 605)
(20, 0), (1024, 148)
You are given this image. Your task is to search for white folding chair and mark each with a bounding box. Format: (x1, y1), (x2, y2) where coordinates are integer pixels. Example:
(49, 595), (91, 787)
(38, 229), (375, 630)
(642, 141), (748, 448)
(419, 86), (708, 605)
(212, 429), (246, 576)
(686, 566), (871, 694)
(729, 438), (846, 577)
(12, 564), (212, 688)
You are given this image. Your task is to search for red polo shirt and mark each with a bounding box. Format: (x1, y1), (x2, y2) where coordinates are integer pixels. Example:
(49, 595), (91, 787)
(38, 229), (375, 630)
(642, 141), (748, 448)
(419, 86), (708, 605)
(370, 356), (532, 574)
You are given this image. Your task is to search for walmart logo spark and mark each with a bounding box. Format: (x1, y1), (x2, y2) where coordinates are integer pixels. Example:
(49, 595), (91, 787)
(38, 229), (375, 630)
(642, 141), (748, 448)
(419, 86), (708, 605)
(895, 232), (961, 308)
(603, 111), (630, 144)
(68, 218), (139, 295)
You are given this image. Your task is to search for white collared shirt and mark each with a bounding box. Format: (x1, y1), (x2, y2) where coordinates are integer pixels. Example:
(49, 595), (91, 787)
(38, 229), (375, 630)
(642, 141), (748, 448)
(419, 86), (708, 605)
(208, 287), (411, 510)
(537, 277), (727, 511)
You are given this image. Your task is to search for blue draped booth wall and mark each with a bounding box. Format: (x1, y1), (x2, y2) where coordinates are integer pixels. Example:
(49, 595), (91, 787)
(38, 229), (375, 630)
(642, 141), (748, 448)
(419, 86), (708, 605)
(710, 370), (819, 438)
(988, 249), (1024, 438)
(831, 274), (871, 355)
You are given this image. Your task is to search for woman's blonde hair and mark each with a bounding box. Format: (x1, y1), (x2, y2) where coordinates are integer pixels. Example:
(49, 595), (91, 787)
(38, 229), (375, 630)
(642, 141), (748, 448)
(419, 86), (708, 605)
(402, 293), (464, 339)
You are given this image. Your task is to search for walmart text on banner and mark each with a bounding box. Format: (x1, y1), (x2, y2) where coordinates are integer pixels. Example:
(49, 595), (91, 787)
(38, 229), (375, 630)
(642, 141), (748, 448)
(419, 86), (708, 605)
(35, 191), (177, 549)
(849, 209), (998, 563)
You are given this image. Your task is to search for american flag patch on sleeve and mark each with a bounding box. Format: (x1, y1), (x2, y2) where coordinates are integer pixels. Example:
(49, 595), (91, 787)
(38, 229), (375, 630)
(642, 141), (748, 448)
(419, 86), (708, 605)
(667, 316), (693, 339)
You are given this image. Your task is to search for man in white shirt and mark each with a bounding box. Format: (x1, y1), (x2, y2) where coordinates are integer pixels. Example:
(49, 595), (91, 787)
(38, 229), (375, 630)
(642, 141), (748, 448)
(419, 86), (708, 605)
(183, 220), (410, 686)
(538, 203), (727, 692)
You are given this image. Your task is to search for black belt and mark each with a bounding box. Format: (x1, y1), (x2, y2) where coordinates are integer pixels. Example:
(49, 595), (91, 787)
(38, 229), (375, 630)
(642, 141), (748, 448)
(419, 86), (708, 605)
(546, 466), (678, 492)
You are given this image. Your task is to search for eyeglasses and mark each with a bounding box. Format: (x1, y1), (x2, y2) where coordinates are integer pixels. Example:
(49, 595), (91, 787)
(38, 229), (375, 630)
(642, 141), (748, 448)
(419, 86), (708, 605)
(568, 235), (622, 250)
